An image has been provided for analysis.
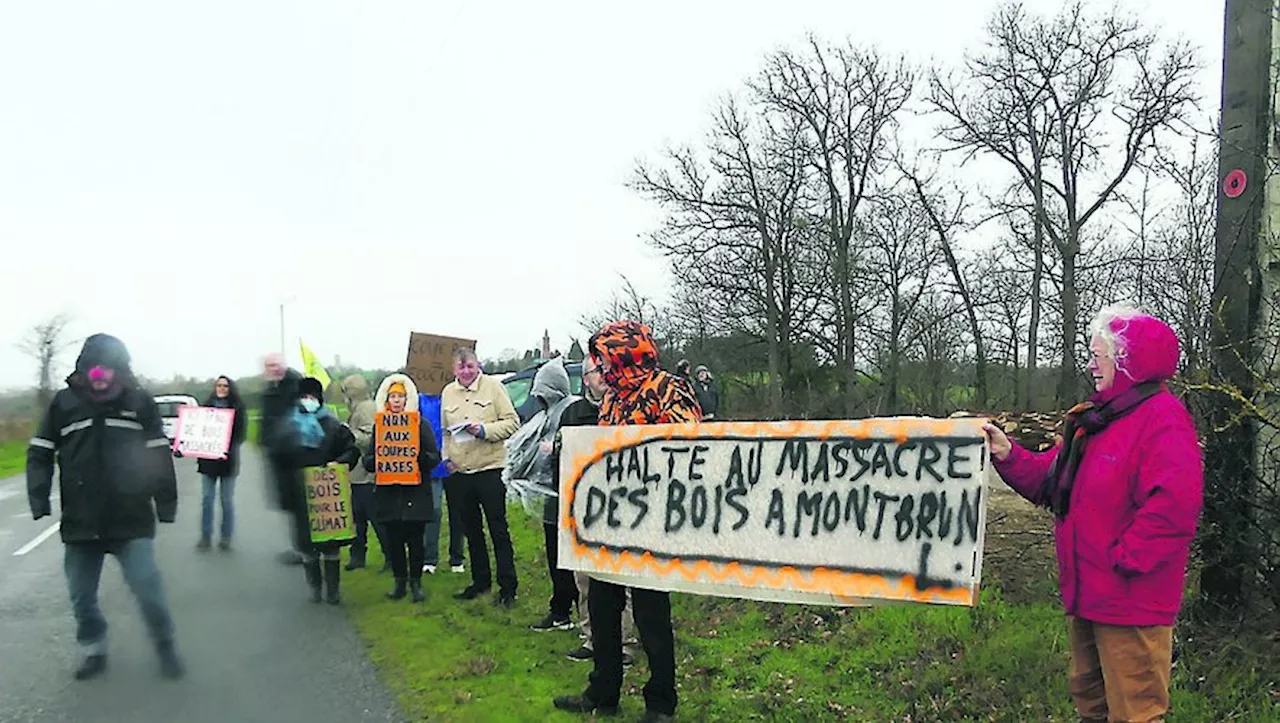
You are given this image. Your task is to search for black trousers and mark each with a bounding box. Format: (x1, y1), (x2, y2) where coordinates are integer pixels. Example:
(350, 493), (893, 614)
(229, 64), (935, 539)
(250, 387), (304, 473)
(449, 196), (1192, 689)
(349, 484), (387, 562)
(586, 580), (677, 716)
(544, 522), (579, 619)
(447, 469), (517, 595)
(382, 520), (426, 581)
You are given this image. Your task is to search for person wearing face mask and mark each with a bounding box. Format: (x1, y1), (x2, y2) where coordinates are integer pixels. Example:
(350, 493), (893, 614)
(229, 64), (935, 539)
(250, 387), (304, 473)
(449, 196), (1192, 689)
(194, 375), (248, 551)
(983, 307), (1203, 722)
(26, 334), (185, 681)
(260, 352), (307, 566)
(441, 347), (521, 607)
(365, 374), (442, 603)
(293, 377), (362, 605)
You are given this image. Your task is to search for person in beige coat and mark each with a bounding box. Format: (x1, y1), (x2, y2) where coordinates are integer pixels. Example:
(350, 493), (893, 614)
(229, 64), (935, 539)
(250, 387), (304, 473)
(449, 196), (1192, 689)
(341, 374), (388, 571)
(441, 347), (521, 607)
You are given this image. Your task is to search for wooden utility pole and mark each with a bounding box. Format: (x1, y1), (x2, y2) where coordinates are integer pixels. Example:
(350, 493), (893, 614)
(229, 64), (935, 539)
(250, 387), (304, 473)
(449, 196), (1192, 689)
(1203, 0), (1274, 609)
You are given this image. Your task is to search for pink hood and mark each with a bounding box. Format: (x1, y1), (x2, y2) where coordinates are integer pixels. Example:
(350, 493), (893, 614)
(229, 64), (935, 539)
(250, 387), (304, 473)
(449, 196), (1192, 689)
(1098, 313), (1180, 402)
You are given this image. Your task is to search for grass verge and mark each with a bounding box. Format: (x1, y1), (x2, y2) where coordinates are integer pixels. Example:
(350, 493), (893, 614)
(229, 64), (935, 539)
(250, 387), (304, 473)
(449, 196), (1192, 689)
(341, 495), (1279, 722)
(0, 440), (25, 478)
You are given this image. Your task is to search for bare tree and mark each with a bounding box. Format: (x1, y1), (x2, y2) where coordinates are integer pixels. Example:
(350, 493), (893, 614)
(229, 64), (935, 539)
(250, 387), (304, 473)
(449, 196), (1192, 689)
(931, 1), (1199, 404)
(753, 37), (914, 414)
(19, 314), (75, 408)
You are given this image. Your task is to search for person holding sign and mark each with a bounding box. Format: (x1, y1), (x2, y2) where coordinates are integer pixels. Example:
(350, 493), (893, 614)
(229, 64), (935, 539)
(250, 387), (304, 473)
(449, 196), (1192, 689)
(985, 307), (1203, 723)
(194, 376), (247, 551)
(555, 321), (701, 722)
(293, 377), (362, 605)
(364, 374), (441, 603)
(441, 347), (521, 607)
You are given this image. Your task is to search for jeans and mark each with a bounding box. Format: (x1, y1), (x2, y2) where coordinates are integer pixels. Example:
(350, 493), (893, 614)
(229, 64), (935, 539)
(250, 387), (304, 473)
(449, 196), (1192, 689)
(586, 580), (676, 715)
(64, 539), (176, 655)
(349, 483), (387, 563)
(450, 469), (517, 595)
(424, 478), (465, 567)
(384, 520), (427, 581)
(200, 474), (236, 541)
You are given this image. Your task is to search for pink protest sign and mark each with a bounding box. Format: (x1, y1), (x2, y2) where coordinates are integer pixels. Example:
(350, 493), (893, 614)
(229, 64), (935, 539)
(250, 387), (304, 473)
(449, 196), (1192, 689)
(172, 407), (236, 460)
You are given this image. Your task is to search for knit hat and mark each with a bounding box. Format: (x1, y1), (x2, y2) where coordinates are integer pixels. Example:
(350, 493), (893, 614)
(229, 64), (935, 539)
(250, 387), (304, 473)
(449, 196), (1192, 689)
(387, 381), (407, 397)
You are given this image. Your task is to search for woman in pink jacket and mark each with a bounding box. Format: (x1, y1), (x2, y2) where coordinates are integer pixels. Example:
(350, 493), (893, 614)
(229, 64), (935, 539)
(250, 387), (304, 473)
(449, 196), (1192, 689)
(984, 307), (1203, 722)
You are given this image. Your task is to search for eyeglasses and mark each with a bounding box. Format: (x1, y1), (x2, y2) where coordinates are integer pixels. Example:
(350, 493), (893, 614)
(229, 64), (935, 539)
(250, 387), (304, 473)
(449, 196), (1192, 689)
(583, 368), (602, 377)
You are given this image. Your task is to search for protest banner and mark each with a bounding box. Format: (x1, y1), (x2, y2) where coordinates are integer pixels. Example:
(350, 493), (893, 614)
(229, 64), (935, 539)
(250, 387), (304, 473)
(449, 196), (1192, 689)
(558, 417), (991, 607)
(406, 332), (476, 395)
(305, 464), (355, 543)
(375, 410), (421, 484)
(171, 406), (236, 460)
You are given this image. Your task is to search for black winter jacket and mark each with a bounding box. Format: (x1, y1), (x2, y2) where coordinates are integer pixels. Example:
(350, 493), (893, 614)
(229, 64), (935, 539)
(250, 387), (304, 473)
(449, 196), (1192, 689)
(366, 417), (442, 523)
(27, 386), (179, 543)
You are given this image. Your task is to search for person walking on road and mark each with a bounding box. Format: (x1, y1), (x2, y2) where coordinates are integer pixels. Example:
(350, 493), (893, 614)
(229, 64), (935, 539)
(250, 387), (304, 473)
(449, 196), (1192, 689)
(555, 320), (702, 722)
(293, 377), (362, 605)
(259, 352), (307, 566)
(26, 333), (185, 681)
(195, 375), (248, 552)
(366, 374), (442, 603)
(984, 307), (1203, 722)
(441, 348), (521, 607)
(340, 373), (389, 572)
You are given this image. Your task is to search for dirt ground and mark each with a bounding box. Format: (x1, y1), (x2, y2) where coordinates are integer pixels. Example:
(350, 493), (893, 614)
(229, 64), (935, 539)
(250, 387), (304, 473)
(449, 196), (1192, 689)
(982, 486), (1060, 605)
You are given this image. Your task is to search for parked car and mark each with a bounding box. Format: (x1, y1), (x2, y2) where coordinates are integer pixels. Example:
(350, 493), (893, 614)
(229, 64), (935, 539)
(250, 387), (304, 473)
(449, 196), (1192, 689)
(500, 361), (583, 423)
(154, 394), (199, 441)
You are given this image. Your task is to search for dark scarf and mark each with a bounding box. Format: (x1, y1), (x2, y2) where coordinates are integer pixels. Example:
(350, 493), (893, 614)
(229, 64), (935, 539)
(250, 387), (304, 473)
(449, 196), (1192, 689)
(1038, 381), (1164, 519)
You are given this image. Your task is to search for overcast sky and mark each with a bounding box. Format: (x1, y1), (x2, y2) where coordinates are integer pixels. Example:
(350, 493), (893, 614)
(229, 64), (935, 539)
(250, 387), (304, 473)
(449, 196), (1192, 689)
(0, 0), (1223, 391)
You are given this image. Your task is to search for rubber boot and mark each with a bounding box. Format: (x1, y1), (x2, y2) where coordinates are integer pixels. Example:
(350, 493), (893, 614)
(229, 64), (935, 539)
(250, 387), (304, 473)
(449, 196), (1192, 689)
(386, 578), (408, 600)
(409, 578), (425, 603)
(303, 560), (322, 603)
(345, 550), (366, 571)
(324, 559), (342, 605)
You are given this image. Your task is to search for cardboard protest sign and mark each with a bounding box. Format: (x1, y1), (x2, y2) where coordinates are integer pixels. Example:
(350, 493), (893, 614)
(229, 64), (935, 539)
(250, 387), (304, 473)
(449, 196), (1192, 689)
(305, 464), (355, 543)
(406, 332), (476, 395)
(375, 410), (421, 484)
(171, 406), (236, 460)
(558, 417), (991, 607)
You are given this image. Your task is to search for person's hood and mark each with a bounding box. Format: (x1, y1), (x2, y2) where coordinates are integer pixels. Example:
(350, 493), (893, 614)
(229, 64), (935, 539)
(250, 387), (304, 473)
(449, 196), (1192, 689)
(589, 320), (661, 392)
(74, 334), (132, 375)
(341, 374), (371, 404)
(205, 376), (242, 407)
(375, 373), (420, 412)
(531, 358), (571, 408)
(299, 377), (326, 405)
(1098, 313), (1180, 402)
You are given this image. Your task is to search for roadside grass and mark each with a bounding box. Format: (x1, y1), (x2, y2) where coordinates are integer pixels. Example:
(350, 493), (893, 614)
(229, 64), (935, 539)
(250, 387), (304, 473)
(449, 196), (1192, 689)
(0, 440), (25, 477)
(342, 494), (1280, 722)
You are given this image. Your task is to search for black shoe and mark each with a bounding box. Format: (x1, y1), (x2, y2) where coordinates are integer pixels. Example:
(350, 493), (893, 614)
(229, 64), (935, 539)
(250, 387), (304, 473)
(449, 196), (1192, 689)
(553, 694), (618, 716)
(158, 643), (185, 680)
(345, 555), (366, 571)
(323, 559), (341, 605)
(217, 538), (231, 552)
(453, 585), (490, 601)
(409, 579), (426, 603)
(278, 550), (304, 566)
(531, 614), (574, 632)
(638, 713), (674, 723)
(386, 578), (408, 601)
(196, 538), (212, 552)
(495, 592), (517, 609)
(74, 654), (107, 681)
(565, 646), (593, 662)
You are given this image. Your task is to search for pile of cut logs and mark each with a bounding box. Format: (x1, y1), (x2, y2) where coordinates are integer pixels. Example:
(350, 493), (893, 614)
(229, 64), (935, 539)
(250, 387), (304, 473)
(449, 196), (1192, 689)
(949, 410), (1065, 452)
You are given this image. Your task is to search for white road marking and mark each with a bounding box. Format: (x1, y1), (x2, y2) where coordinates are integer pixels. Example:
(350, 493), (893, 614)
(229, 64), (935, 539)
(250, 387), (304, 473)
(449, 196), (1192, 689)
(12, 522), (59, 556)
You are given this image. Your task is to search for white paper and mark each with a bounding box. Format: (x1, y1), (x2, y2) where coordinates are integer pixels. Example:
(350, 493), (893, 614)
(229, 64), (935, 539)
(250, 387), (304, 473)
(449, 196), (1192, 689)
(448, 423), (476, 443)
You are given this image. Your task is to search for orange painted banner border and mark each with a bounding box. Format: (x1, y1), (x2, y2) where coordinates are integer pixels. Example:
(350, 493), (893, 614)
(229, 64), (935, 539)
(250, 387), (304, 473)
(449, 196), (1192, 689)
(560, 417), (989, 606)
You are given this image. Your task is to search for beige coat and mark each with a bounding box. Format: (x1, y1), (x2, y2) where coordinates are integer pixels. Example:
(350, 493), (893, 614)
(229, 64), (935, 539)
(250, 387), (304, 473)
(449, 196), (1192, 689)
(440, 373), (519, 474)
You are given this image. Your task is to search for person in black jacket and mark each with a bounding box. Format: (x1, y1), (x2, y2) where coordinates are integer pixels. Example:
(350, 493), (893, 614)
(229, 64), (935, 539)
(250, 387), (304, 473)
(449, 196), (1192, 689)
(693, 365), (719, 420)
(260, 352), (307, 565)
(292, 377), (361, 604)
(365, 374), (441, 603)
(26, 334), (185, 682)
(194, 375), (248, 551)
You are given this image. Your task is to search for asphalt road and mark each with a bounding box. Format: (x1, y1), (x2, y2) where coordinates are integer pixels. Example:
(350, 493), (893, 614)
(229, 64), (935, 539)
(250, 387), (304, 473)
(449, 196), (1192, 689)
(0, 450), (405, 723)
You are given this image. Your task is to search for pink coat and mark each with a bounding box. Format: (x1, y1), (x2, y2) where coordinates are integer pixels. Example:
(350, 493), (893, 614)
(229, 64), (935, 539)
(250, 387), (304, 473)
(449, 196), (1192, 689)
(993, 315), (1203, 626)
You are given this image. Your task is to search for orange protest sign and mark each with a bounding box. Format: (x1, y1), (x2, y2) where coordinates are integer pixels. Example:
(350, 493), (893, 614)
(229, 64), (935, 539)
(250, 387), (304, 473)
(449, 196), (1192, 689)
(375, 410), (421, 485)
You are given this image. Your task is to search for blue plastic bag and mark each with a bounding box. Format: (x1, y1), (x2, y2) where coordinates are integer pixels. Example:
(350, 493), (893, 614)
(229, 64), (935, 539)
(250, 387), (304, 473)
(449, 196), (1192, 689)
(418, 394), (449, 478)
